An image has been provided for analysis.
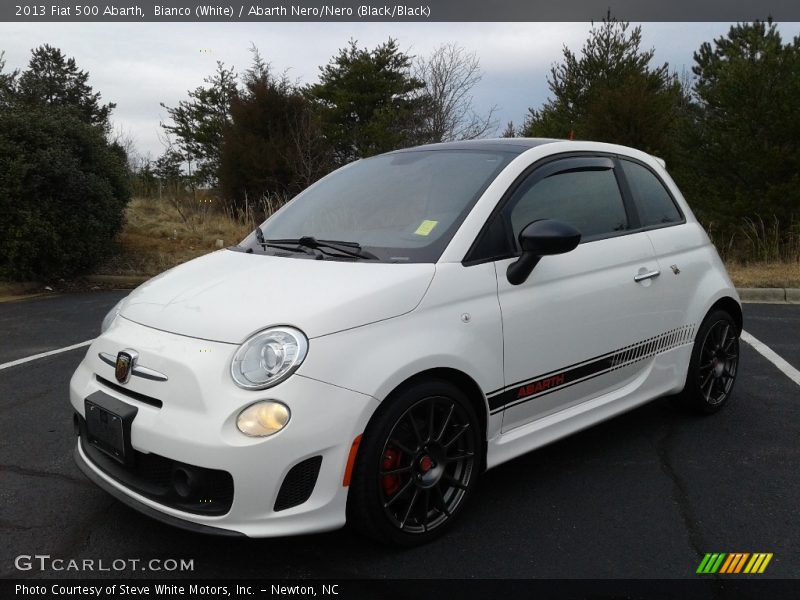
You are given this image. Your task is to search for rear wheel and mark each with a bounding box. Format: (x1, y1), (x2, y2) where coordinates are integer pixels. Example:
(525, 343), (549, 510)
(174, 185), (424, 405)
(348, 379), (481, 546)
(675, 309), (740, 414)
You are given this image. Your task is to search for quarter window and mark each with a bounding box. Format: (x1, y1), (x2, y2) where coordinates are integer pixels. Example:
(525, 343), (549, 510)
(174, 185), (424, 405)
(507, 167), (628, 242)
(620, 160), (682, 227)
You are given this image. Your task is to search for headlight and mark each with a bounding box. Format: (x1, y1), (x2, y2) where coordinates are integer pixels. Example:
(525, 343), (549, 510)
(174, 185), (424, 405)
(236, 401), (291, 437)
(100, 299), (125, 333)
(230, 326), (309, 390)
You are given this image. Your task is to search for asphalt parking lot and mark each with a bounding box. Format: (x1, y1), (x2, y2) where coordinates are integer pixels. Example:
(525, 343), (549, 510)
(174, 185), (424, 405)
(0, 291), (798, 580)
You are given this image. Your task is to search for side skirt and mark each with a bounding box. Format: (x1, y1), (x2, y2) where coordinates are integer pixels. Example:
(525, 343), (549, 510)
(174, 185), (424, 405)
(484, 345), (692, 470)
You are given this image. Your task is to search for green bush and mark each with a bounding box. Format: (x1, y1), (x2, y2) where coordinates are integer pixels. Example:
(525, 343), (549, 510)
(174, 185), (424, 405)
(0, 106), (130, 280)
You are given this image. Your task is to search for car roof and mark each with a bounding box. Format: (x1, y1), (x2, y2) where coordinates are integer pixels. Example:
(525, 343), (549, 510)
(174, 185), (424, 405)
(391, 138), (562, 155)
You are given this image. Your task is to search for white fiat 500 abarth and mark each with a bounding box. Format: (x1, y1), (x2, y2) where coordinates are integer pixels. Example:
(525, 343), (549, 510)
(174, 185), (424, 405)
(71, 139), (741, 546)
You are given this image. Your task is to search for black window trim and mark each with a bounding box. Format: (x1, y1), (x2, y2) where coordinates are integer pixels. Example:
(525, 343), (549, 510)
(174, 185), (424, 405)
(614, 156), (686, 232)
(504, 156), (639, 248)
(462, 151), (686, 266)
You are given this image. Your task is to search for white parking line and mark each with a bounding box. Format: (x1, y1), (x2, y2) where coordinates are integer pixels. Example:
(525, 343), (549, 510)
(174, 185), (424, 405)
(0, 340), (94, 371)
(741, 330), (800, 387)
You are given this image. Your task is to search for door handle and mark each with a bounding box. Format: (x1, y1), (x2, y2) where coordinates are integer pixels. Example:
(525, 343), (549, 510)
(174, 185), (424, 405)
(634, 269), (661, 282)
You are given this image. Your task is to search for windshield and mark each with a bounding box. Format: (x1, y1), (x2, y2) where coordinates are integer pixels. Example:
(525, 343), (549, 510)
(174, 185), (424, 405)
(242, 149), (515, 263)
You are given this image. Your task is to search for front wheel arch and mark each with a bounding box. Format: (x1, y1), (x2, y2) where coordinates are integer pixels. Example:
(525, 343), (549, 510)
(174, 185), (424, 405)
(360, 368), (489, 472)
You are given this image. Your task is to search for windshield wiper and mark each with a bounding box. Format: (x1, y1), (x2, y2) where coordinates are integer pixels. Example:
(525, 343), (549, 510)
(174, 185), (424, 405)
(259, 235), (378, 260)
(253, 228), (317, 258)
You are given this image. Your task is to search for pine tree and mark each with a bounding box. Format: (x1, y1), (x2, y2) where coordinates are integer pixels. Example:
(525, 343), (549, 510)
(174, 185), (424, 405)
(522, 16), (682, 161)
(308, 39), (425, 165)
(687, 20), (800, 233)
(16, 44), (115, 130)
(160, 62), (239, 186)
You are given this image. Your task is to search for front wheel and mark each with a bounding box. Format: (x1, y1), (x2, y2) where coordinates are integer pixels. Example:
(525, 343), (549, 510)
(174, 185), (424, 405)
(347, 379), (481, 546)
(675, 309), (740, 414)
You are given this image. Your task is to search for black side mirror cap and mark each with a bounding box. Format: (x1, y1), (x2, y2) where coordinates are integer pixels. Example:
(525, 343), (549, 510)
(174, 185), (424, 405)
(507, 219), (582, 285)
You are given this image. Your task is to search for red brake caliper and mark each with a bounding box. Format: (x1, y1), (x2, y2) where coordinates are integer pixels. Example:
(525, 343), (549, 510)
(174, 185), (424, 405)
(382, 448), (404, 496)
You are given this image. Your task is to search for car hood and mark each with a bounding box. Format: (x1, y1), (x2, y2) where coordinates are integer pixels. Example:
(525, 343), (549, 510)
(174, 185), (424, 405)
(120, 250), (436, 343)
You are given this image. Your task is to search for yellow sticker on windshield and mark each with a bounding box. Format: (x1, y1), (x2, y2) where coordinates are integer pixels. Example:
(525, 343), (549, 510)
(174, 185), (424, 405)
(414, 220), (439, 236)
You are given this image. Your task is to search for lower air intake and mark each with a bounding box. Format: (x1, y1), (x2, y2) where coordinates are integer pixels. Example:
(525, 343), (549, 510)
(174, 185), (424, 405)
(274, 456), (322, 512)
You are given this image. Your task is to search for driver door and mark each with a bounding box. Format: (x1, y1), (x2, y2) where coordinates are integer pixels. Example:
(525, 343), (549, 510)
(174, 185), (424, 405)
(485, 156), (665, 432)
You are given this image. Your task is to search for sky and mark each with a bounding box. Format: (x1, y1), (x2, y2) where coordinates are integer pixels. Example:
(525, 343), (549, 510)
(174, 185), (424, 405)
(2, 21), (799, 161)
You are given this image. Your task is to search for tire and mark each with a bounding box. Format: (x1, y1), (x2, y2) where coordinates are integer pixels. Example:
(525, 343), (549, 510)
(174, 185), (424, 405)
(347, 378), (482, 547)
(673, 309), (740, 414)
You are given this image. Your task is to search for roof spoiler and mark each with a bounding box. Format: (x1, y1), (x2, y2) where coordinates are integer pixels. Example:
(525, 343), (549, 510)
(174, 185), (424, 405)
(651, 155), (666, 168)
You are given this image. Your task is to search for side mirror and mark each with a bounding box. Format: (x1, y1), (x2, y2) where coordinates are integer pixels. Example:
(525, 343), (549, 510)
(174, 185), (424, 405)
(506, 219), (582, 285)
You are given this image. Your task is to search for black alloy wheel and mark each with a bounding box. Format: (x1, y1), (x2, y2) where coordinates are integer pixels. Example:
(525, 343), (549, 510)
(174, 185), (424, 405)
(675, 309), (740, 414)
(348, 379), (481, 546)
(697, 320), (739, 406)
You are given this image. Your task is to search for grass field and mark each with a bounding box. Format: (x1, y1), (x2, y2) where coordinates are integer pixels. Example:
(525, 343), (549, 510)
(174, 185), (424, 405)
(86, 196), (800, 290)
(94, 196), (253, 277)
(724, 262), (800, 289)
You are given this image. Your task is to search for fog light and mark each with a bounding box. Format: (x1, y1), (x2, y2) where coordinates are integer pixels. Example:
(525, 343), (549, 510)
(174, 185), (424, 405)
(236, 401), (290, 437)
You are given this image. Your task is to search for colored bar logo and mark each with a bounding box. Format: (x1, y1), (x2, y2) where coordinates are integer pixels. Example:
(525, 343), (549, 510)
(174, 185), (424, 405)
(696, 553), (773, 574)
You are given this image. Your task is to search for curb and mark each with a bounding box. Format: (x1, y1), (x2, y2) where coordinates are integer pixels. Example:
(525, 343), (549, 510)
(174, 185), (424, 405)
(737, 288), (798, 304)
(0, 282), (41, 296)
(86, 282), (798, 302)
(0, 292), (55, 304)
(84, 282), (797, 302)
(84, 275), (150, 288)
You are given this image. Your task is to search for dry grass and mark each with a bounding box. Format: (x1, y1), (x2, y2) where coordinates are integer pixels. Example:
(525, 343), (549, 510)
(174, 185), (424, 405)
(709, 216), (800, 264)
(95, 196), (252, 277)
(725, 261), (800, 289)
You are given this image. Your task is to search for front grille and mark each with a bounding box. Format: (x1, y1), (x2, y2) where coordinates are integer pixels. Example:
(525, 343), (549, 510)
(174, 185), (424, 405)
(76, 413), (233, 515)
(274, 456), (322, 512)
(95, 375), (163, 408)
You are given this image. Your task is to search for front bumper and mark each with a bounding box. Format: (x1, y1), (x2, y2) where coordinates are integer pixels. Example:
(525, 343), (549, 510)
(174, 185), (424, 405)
(70, 316), (377, 537)
(74, 444), (245, 537)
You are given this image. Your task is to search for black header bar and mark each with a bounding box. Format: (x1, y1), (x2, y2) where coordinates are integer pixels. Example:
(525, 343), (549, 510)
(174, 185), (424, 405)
(4, 578), (800, 600)
(3, 0), (800, 22)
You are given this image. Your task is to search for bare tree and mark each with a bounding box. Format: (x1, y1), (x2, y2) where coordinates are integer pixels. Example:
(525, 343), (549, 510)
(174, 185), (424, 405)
(112, 125), (139, 171)
(0, 51), (19, 108)
(287, 106), (332, 190)
(415, 43), (498, 142)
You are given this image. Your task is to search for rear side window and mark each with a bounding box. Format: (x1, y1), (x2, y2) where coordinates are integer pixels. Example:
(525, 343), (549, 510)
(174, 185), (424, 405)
(508, 168), (628, 241)
(620, 160), (682, 227)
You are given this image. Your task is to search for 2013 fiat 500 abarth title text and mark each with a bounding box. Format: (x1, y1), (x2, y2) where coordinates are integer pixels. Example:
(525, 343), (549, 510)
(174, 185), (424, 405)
(70, 139), (742, 546)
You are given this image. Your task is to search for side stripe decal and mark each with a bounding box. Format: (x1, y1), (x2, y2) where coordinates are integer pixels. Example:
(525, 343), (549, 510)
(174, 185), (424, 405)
(487, 324), (695, 414)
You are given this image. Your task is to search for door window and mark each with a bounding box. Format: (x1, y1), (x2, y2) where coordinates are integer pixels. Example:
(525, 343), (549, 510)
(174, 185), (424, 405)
(507, 167), (628, 243)
(620, 160), (682, 227)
